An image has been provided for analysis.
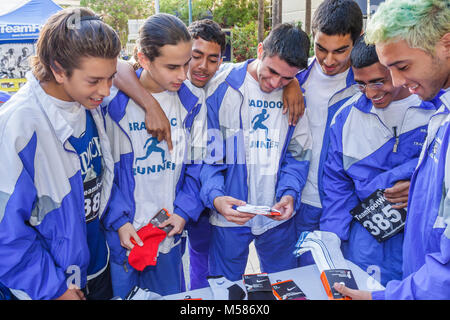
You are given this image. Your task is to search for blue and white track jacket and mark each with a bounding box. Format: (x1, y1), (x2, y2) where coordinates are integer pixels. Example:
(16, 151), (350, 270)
(372, 90), (450, 299)
(296, 58), (358, 206)
(200, 60), (312, 235)
(320, 93), (437, 285)
(103, 69), (206, 265)
(0, 73), (128, 300)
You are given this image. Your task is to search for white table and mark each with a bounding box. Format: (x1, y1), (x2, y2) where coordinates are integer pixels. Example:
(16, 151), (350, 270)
(165, 260), (384, 300)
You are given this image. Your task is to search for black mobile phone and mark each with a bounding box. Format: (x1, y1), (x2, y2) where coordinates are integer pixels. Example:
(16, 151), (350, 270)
(150, 208), (173, 233)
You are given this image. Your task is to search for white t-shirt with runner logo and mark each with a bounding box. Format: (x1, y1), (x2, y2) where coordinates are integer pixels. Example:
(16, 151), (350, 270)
(124, 90), (188, 231)
(243, 72), (285, 208)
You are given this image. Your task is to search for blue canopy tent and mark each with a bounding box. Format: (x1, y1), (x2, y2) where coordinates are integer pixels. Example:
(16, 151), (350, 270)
(0, 0), (62, 42)
(0, 0), (62, 91)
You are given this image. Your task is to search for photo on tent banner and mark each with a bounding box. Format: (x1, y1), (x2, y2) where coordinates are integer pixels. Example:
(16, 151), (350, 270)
(0, 42), (34, 81)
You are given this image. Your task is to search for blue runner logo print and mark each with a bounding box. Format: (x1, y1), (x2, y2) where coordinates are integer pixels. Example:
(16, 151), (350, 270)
(135, 137), (166, 164)
(250, 109), (271, 141)
(134, 136), (176, 175)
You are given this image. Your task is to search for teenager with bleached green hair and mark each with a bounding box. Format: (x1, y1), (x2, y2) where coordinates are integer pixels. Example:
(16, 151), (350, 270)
(365, 0), (449, 54)
(332, 0), (450, 300)
(364, 0), (449, 101)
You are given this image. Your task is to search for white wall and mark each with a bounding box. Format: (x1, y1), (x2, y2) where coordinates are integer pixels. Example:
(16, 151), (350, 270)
(282, 0), (324, 31)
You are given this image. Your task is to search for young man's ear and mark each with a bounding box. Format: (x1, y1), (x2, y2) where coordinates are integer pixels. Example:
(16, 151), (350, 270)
(137, 51), (151, 70)
(50, 60), (66, 84)
(256, 42), (264, 60)
(438, 32), (450, 59)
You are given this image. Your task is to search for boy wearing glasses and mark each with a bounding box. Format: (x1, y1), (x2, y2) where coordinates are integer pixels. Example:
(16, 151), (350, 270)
(319, 35), (437, 285)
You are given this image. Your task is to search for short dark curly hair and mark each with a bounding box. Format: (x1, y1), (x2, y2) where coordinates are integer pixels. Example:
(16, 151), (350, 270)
(350, 34), (379, 69)
(188, 19), (226, 55)
(262, 23), (310, 70)
(312, 0), (363, 43)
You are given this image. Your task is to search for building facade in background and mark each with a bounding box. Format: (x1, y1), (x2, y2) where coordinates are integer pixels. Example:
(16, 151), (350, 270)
(282, 0), (385, 33)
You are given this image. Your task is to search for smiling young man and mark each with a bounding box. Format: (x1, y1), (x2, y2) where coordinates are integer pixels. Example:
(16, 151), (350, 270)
(320, 35), (437, 286)
(200, 23), (312, 281)
(0, 8), (132, 300)
(179, 19), (227, 291)
(332, 0), (450, 300)
(293, 0), (363, 242)
(187, 19), (225, 89)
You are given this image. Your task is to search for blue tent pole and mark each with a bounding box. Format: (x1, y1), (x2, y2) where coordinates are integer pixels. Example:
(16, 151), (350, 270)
(188, 0), (192, 25)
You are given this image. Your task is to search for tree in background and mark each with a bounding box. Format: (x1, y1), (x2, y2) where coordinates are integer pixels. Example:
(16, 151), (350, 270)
(80, 0), (155, 45)
(81, 0), (275, 62)
(160, 0), (215, 25)
(214, 0), (270, 62)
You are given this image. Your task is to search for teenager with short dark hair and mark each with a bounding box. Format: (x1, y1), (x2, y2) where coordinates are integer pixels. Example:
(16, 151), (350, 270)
(187, 19), (226, 89)
(294, 0), (363, 245)
(200, 23), (312, 281)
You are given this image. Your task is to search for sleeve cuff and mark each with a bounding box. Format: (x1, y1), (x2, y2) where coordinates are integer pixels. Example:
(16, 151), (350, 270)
(111, 215), (132, 231)
(280, 189), (297, 200)
(278, 189), (298, 209)
(371, 290), (385, 300)
(50, 277), (69, 300)
(208, 189), (226, 209)
(173, 210), (190, 224)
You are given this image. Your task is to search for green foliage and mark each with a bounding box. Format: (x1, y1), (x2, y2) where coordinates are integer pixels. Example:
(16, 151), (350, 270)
(213, 0), (267, 28)
(80, 0), (273, 60)
(80, 0), (154, 45)
(160, 0), (215, 25)
(231, 21), (257, 62)
(231, 21), (269, 62)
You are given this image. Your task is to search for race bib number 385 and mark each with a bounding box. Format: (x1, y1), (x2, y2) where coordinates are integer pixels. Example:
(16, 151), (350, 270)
(350, 189), (406, 242)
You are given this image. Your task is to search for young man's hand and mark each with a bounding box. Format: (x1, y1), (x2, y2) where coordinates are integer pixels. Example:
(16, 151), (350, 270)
(384, 180), (410, 209)
(270, 195), (295, 221)
(213, 196), (254, 225)
(55, 286), (86, 300)
(159, 213), (186, 237)
(118, 222), (143, 250)
(282, 78), (305, 126)
(333, 283), (373, 300)
(143, 101), (173, 151)
(114, 60), (173, 151)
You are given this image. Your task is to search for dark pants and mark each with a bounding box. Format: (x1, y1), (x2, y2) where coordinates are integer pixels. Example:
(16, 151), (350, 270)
(82, 263), (113, 300)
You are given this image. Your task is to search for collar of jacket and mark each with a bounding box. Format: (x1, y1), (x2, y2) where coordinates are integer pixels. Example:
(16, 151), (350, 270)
(25, 72), (78, 147)
(353, 90), (441, 115)
(434, 89), (450, 113)
(224, 59), (254, 91)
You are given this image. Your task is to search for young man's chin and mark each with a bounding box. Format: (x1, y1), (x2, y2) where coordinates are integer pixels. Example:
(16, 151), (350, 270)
(84, 97), (103, 109)
(190, 74), (210, 88)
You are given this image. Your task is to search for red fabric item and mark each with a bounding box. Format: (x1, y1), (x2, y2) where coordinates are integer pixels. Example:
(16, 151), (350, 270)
(128, 223), (167, 271)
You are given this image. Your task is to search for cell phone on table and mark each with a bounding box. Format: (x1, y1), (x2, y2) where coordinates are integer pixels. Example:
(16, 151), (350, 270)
(150, 208), (173, 234)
